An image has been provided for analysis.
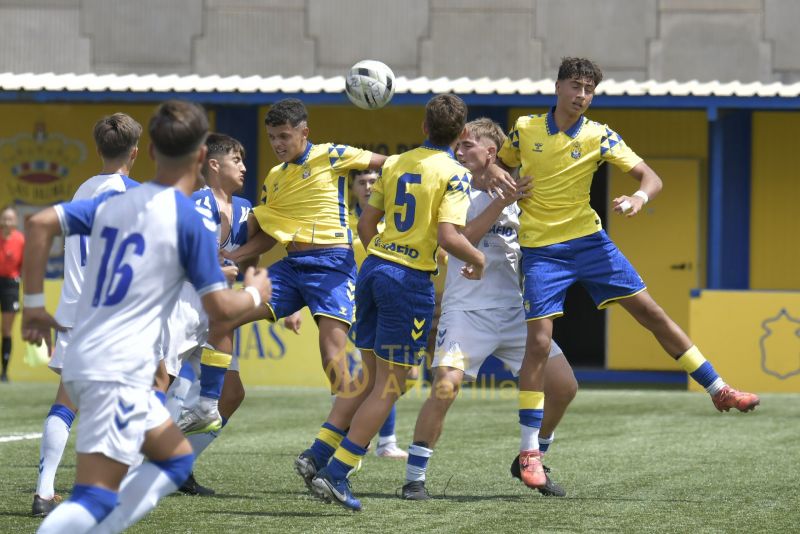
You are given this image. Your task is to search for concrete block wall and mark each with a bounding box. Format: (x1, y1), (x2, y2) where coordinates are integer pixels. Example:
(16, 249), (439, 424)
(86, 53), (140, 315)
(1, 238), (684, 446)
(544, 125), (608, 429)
(0, 0), (797, 83)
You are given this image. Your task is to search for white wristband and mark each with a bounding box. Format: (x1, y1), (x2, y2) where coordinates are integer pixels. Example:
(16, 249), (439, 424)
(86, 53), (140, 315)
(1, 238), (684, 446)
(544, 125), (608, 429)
(243, 286), (261, 308)
(633, 190), (649, 204)
(23, 293), (46, 308)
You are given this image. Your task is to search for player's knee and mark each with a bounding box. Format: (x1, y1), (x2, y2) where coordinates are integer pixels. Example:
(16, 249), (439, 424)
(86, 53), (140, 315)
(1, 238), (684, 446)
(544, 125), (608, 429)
(68, 484), (118, 524)
(527, 332), (553, 357)
(432, 376), (460, 402)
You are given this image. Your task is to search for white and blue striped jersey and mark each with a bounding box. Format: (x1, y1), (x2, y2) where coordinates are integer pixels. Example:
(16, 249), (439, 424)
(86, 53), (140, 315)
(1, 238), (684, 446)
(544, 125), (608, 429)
(192, 187), (252, 253)
(54, 182), (227, 388)
(55, 173), (139, 328)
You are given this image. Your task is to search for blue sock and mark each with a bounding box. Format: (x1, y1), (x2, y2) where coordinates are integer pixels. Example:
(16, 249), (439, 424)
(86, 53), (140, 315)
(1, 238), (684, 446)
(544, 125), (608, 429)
(151, 453), (195, 487)
(199, 364), (226, 400)
(48, 403), (76, 427)
(328, 438), (367, 481)
(378, 405), (396, 438)
(309, 422), (345, 466)
(70, 484), (118, 522)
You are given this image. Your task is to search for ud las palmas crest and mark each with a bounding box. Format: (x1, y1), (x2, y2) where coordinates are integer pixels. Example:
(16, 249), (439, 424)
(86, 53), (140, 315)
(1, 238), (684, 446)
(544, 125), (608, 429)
(0, 122), (86, 206)
(759, 308), (800, 379)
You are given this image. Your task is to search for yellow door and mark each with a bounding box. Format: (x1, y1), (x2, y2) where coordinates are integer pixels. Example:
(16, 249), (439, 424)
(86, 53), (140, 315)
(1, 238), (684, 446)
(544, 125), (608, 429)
(606, 159), (702, 370)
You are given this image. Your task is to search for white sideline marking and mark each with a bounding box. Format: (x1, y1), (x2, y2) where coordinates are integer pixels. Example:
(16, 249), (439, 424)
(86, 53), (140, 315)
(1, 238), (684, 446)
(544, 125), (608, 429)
(0, 433), (42, 443)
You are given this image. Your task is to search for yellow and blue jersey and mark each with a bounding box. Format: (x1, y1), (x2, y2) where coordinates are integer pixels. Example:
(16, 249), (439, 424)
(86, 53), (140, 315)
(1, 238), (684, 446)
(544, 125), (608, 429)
(498, 108), (643, 247)
(348, 203), (385, 268)
(254, 142), (372, 245)
(366, 140), (471, 272)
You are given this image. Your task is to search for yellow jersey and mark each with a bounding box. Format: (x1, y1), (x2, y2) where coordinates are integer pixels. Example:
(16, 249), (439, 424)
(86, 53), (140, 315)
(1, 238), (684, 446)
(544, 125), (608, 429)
(366, 140), (471, 272)
(498, 109), (643, 247)
(348, 203), (385, 268)
(254, 142), (372, 245)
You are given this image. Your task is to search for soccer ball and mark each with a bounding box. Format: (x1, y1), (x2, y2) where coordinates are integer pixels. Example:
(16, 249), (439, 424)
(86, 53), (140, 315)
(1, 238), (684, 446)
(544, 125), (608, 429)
(344, 60), (395, 110)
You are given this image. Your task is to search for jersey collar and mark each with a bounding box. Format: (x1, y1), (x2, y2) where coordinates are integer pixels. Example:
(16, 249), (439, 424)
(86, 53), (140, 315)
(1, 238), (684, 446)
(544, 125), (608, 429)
(422, 139), (455, 160)
(545, 107), (585, 138)
(282, 141), (314, 169)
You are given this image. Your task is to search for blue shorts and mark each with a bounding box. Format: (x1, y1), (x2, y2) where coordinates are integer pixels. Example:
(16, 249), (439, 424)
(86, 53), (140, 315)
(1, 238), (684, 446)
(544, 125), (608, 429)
(522, 230), (646, 320)
(354, 255), (434, 366)
(266, 248), (356, 325)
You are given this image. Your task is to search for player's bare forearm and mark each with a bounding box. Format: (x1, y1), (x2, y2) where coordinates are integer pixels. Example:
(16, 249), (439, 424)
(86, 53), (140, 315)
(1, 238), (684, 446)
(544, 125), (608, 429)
(629, 161), (663, 200)
(22, 208), (62, 295)
(226, 230), (276, 263)
(202, 267), (272, 322)
(613, 162), (663, 217)
(367, 153), (388, 170)
(463, 176), (532, 245)
(357, 204), (384, 247)
(438, 222), (483, 266)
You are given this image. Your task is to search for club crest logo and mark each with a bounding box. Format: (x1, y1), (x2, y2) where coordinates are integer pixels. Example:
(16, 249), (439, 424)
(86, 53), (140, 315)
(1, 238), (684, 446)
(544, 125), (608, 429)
(302, 164), (311, 179)
(570, 141), (582, 159)
(0, 122), (86, 205)
(759, 308), (800, 379)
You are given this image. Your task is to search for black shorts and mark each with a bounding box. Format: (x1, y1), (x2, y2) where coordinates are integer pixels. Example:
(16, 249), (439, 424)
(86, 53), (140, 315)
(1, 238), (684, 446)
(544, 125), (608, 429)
(0, 277), (20, 313)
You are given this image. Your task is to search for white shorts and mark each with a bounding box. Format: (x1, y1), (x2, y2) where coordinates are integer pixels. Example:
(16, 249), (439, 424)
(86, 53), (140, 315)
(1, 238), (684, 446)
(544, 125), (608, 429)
(49, 328), (72, 371)
(64, 380), (160, 465)
(432, 307), (563, 381)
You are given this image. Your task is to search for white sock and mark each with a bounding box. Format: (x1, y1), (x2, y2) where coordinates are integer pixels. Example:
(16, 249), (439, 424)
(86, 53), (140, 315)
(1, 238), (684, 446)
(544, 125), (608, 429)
(165, 375), (193, 422)
(187, 428), (221, 458)
(36, 415), (71, 499)
(520, 425), (540, 452)
(197, 396), (218, 414)
(89, 463), (179, 534)
(377, 434), (397, 448)
(706, 378), (725, 396)
(37, 500), (97, 533)
(538, 432), (555, 453)
(405, 444), (433, 482)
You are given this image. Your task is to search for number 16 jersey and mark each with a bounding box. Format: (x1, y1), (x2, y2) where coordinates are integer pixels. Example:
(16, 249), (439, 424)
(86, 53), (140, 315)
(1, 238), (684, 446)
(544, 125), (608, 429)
(54, 182), (227, 389)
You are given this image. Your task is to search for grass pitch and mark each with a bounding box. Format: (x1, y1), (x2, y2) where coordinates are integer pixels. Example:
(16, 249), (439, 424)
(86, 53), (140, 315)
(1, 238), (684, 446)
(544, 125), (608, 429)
(1, 382), (797, 533)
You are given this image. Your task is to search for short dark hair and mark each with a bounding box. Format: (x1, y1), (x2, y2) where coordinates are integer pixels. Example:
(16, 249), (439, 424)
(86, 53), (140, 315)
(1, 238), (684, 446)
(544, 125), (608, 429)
(425, 94), (468, 146)
(265, 98), (308, 127)
(148, 100), (209, 158)
(93, 113), (142, 160)
(206, 132), (245, 162)
(557, 57), (603, 86)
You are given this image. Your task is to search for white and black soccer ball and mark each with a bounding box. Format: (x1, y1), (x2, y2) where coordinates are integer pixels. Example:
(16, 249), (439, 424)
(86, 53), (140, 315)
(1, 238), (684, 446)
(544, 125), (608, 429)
(344, 60), (395, 110)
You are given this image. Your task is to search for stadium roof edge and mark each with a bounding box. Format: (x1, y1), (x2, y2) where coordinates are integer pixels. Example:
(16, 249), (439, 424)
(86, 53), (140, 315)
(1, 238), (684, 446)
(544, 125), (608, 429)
(1, 71), (798, 108)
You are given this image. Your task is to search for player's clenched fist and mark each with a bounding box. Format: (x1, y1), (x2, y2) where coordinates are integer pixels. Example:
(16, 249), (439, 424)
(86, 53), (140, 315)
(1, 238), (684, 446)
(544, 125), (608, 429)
(243, 266), (272, 304)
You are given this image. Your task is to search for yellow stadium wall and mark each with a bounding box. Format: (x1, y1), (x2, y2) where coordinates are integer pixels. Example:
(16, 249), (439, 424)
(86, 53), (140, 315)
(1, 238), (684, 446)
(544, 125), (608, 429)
(750, 112), (800, 290)
(689, 290), (800, 393)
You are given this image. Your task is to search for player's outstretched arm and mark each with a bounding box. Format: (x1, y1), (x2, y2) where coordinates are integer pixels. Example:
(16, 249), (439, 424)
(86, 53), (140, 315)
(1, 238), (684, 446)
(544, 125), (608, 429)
(461, 176), (533, 245)
(438, 222), (485, 280)
(612, 161), (663, 217)
(201, 266), (272, 322)
(223, 227), (276, 264)
(357, 204), (384, 248)
(21, 207), (65, 344)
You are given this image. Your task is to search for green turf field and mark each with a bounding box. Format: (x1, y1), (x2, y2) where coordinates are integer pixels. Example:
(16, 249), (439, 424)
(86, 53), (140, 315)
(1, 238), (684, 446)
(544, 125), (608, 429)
(1, 383), (797, 533)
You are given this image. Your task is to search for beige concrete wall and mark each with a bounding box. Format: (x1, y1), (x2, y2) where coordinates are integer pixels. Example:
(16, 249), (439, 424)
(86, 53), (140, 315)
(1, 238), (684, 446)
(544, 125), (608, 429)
(0, 0), (795, 83)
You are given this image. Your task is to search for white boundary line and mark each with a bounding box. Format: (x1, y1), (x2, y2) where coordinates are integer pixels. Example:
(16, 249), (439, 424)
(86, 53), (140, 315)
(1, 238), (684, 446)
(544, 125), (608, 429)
(0, 433), (42, 443)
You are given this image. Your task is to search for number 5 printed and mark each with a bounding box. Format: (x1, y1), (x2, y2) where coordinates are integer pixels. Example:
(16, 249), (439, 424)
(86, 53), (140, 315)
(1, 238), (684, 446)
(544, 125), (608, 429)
(394, 173), (421, 232)
(92, 226), (146, 307)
